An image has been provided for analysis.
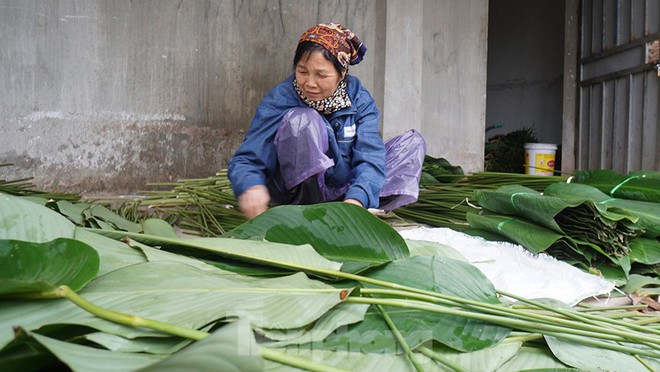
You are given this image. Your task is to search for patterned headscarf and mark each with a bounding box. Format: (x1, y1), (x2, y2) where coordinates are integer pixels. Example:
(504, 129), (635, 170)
(298, 23), (367, 70)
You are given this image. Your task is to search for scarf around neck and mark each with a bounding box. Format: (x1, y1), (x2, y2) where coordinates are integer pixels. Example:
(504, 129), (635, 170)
(293, 78), (351, 115)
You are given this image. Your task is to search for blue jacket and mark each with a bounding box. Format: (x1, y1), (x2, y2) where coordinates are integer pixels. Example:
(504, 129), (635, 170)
(228, 74), (386, 208)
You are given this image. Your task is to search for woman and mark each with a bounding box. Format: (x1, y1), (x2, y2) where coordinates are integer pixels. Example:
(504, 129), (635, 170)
(229, 23), (425, 220)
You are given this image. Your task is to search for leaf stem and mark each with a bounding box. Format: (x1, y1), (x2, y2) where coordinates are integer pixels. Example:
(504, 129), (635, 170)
(360, 288), (660, 347)
(417, 346), (467, 372)
(52, 285), (348, 372)
(55, 285), (209, 340)
(345, 297), (660, 359)
(373, 303), (424, 372)
(259, 348), (347, 372)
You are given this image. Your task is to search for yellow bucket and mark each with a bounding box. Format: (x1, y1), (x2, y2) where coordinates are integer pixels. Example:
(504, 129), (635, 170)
(524, 143), (557, 176)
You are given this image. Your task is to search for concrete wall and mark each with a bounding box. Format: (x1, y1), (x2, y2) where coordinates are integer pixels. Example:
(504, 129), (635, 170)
(1, 0), (489, 194)
(381, 0), (489, 172)
(486, 0), (565, 145)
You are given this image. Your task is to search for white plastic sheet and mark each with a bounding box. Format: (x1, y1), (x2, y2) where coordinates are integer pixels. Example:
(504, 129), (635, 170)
(398, 226), (615, 306)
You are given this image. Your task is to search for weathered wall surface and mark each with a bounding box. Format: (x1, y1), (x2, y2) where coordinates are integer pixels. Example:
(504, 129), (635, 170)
(1, 0), (489, 194)
(0, 0), (379, 193)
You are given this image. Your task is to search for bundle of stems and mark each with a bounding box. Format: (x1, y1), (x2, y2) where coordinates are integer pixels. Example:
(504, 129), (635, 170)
(0, 164), (80, 201)
(394, 172), (569, 229)
(554, 203), (639, 257)
(110, 171), (569, 235)
(109, 170), (246, 235)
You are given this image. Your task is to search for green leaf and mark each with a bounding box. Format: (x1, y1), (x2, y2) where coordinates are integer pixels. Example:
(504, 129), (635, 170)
(422, 340), (523, 372)
(629, 238), (660, 265)
(31, 332), (164, 371)
(496, 346), (570, 371)
(142, 320), (264, 372)
(80, 262), (348, 330)
(573, 169), (660, 203)
(0, 327), (59, 371)
(363, 256), (511, 352)
(620, 274), (660, 296)
(259, 302), (369, 345)
(223, 203), (410, 273)
(545, 182), (660, 238)
(86, 228), (343, 273)
(73, 228), (147, 276)
(0, 194), (75, 242)
(84, 332), (192, 355)
(544, 335), (660, 371)
(49, 200), (86, 225)
(0, 262), (350, 346)
(142, 218), (181, 238)
(0, 238), (99, 296)
(264, 347), (441, 372)
(466, 213), (565, 255)
(405, 239), (468, 262)
(84, 203), (142, 232)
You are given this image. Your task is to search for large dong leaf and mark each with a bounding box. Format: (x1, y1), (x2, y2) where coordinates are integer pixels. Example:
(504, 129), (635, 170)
(573, 169), (660, 203)
(466, 213), (566, 255)
(30, 332), (164, 372)
(496, 346), (570, 371)
(141, 320), (264, 372)
(0, 194), (145, 277)
(312, 256), (511, 353)
(224, 202), (410, 273)
(544, 335), (660, 371)
(0, 261), (350, 346)
(87, 228), (343, 273)
(474, 185), (638, 235)
(0, 238), (99, 296)
(264, 347), (440, 372)
(0, 194), (75, 242)
(363, 255), (511, 352)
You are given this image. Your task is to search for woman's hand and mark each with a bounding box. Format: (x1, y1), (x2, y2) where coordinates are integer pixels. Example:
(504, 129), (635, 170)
(343, 198), (363, 207)
(238, 185), (270, 220)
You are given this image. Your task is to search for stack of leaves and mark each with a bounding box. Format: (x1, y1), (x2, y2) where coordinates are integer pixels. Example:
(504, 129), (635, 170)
(467, 183), (660, 283)
(394, 171), (568, 230)
(420, 155), (464, 183)
(2, 193), (659, 371)
(572, 169), (660, 203)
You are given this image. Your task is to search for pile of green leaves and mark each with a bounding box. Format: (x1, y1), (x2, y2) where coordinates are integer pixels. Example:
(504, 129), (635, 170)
(394, 171), (568, 231)
(467, 183), (660, 284)
(2, 193), (659, 371)
(421, 156), (464, 183)
(572, 169), (660, 203)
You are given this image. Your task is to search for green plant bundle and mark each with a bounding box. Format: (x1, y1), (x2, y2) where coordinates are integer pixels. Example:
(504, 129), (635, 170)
(2, 193), (659, 371)
(545, 182), (660, 239)
(572, 169), (660, 203)
(421, 156), (464, 183)
(91, 170), (247, 236)
(473, 185), (643, 258)
(394, 172), (569, 230)
(0, 164), (79, 201)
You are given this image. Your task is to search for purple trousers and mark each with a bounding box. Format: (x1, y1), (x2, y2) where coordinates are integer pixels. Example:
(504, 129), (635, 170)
(267, 107), (426, 210)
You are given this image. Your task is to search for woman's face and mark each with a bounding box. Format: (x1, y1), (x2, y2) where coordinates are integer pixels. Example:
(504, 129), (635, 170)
(295, 51), (344, 101)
